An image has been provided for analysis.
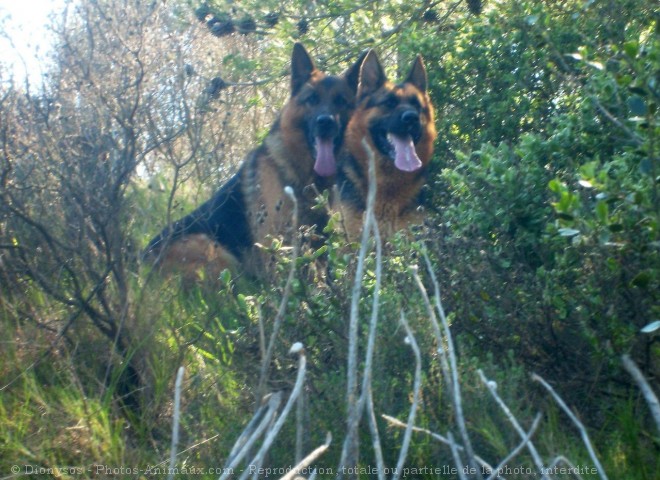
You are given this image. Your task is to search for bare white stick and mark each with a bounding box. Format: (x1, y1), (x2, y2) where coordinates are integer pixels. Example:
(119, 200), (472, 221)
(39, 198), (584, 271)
(477, 369), (547, 478)
(219, 393), (282, 480)
(339, 138), (379, 475)
(621, 354), (660, 435)
(410, 264), (452, 396)
(485, 413), (542, 480)
(257, 186), (300, 399)
(167, 366), (185, 480)
(365, 385), (386, 480)
(532, 373), (608, 480)
(447, 431), (468, 480)
(279, 432), (332, 480)
(296, 384), (305, 464)
(381, 415), (495, 473)
(358, 212), (386, 480)
(546, 456), (586, 480)
(152, 434), (220, 471)
(392, 312), (423, 480)
(257, 301), (266, 369)
(244, 343), (307, 480)
(417, 255), (479, 474)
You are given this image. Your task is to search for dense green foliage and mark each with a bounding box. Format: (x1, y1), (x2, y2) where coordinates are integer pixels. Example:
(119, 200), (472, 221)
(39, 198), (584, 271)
(0, 0), (658, 478)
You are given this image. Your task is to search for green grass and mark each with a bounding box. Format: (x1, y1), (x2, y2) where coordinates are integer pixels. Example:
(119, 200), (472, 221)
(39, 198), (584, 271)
(0, 244), (657, 479)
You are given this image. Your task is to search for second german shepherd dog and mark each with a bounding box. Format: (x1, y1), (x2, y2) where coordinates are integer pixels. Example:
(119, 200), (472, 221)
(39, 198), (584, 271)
(335, 50), (437, 239)
(145, 44), (364, 280)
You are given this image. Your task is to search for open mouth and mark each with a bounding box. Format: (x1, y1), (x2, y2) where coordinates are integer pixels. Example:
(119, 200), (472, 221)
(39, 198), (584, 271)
(387, 133), (423, 172)
(377, 131), (422, 172)
(371, 123), (423, 173)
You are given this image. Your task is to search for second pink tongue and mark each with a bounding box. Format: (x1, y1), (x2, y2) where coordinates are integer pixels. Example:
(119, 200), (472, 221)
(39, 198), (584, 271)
(390, 135), (422, 172)
(314, 138), (336, 177)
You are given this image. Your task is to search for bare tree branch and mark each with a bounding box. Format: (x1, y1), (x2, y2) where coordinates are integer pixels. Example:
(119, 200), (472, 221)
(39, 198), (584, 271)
(532, 373), (608, 480)
(381, 415), (495, 473)
(280, 432), (332, 480)
(244, 343), (307, 480)
(477, 369), (548, 478)
(392, 312), (423, 480)
(339, 138), (379, 476)
(168, 366), (186, 480)
(621, 354), (660, 436)
(257, 187), (300, 400)
(485, 414), (542, 480)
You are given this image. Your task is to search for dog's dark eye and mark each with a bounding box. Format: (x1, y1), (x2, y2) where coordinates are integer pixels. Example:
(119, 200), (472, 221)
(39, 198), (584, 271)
(381, 95), (398, 109)
(334, 95), (348, 108)
(304, 92), (320, 105)
(408, 96), (422, 110)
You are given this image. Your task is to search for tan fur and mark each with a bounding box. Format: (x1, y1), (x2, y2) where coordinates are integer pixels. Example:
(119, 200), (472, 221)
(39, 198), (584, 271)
(157, 234), (239, 283)
(335, 52), (437, 240)
(147, 44), (364, 282)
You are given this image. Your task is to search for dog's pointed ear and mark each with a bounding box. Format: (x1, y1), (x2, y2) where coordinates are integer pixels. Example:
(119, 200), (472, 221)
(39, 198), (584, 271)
(358, 50), (386, 98)
(405, 55), (427, 93)
(343, 49), (370, 95)
(291, 43), (315, 96)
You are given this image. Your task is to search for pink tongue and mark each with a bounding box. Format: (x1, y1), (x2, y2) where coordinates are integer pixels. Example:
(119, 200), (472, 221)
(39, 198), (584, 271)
(314, 137), (336, 177)
(391, 135), (422, 172)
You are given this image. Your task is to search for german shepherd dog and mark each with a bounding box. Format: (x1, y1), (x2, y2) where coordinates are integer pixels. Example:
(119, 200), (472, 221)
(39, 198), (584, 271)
(145, 44), (364, 280)
(335, 50), (437, 239)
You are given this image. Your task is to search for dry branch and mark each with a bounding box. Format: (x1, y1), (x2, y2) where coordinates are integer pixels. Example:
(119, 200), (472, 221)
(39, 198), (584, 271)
(381, 415), (495, 473)
(417, 254), (480, 475)
(338, 138), (379, 475)
(257, 186), (300, 399)
(243, 343), (307, 480)
(279, 432), (332, 480)
(168, 366), (185, 480)
(477, 369), (547, 478)
(621, 354), (660, 435)
(532, 373), (608, 480)
(485, 414), (542, 480)
(392, 312), (423, 480)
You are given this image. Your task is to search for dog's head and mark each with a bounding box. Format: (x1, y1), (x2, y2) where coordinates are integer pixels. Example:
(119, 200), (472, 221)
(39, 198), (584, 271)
(278, 43), (365, 178)
(349, 50), (436, 173)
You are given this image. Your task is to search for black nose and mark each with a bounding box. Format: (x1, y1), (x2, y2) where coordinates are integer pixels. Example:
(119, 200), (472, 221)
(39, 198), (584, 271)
(315, 114), (338, 138)
(316, 114), (335, 129)
(401, 110), (419, 126)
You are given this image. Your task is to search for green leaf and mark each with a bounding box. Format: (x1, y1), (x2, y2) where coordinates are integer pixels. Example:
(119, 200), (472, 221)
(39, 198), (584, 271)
(595, 201), (609, 223)
(623, 41), (639, 59)
(631, 271), (651, 288)
(628, 86), (647, 96)
(627, 95), (646, 116)
(641, 321), (660, 334)
(220, 268), (232, 285)
(237, 294), (248, 313)
(526, 14), (539, 26)
(313, 245), (328, 259)
(558, 228), (580, 237)
(639, 158), (652, 175)
(548, 179), (564, 193)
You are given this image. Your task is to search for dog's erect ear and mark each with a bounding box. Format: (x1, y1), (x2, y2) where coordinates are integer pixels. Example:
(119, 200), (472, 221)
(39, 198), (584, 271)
(358, 50), (386, 99)
(405, 55), (427, 93)
(343, 49), (370, 95)
(291, 43), (316, 96)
